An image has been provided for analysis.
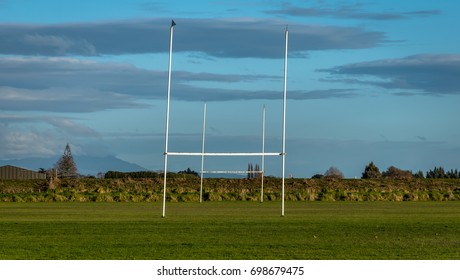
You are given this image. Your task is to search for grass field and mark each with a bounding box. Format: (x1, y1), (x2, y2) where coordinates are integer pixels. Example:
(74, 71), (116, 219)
(0, 201), (459, 260)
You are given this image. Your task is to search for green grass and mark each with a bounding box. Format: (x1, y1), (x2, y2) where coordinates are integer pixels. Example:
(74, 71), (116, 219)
(0, 201), (459, 259)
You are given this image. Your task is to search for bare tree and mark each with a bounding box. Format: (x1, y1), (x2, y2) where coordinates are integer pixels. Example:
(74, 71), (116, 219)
(324, 166), (344, 179)
(55, 143), (78, 178)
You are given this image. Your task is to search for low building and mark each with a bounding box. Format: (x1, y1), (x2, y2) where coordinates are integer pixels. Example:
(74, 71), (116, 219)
(0, 165), (46, 180)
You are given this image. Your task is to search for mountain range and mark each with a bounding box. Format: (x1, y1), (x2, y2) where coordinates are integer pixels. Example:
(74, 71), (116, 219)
(0, 155), (147, 175)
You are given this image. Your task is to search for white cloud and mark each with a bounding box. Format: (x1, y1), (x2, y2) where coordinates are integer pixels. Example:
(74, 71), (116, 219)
(45, 118), (99, 137)
(0, 115), (101, 159)
(0, 122), (60, 158)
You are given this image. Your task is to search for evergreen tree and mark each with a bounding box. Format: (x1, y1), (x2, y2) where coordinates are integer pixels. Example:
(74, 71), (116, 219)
(446, 168), (459, 179)
(247, 163), (253, 179)
(255, 164), (261, 178)
(55, 143), (78, 178)
(362, 161), (381, 179)
(413, 170), (425, 179)
(437, 167), (446, 178)
(427, 166), (447, 178)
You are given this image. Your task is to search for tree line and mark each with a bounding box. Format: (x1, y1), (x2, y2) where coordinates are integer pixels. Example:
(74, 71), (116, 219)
(52, 142), (458, 180)
(361, 162), (459, 179)
(308, 162), (460, 180)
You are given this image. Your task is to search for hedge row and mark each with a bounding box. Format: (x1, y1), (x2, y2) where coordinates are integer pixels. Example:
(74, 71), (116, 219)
(1, 178), (459, 202)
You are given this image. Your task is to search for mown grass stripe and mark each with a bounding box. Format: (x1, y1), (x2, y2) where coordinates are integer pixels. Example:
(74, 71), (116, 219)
(0, 201), (459, 259)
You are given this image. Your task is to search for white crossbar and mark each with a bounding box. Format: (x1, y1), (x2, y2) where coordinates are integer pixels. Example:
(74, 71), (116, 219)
(167, 152), (282, 156)
(201, 170), (264, 174)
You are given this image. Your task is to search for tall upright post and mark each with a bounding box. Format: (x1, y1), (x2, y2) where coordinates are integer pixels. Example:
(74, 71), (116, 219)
(261, 105), (266, 203)
(281, 27), (288, 217)
(162, 20), (175, 218)
(200, 103), (207, 203)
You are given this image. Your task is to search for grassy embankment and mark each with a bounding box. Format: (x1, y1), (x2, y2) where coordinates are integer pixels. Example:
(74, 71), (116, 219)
(0, 201), (459, 259)
(1, 177), (459, 202)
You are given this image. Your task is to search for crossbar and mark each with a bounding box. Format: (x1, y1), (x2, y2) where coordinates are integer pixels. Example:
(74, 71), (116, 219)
(167, 152), (282, 156)
(201, 170), (264, 174)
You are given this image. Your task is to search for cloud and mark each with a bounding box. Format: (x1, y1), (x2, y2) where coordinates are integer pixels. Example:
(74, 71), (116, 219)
(0, 119), (61, 158)
(0, 56), (353, 112)
(320, 54), (460, 95)
(173, 87), (356, 101)
(45, 118), (99, 137)
(0, 114), (101, 158)
(416, 136), (427, 141)
(0, 56), (275, 88)
(0, 56), (156, 112)
(139, 2), (167, 12)
(22, 34), (97, 56)
(403, 10), (441, 17)
(0, 115), (99, 137)
(266, 3), (440, 21)
(0, 18), (385, 58)
(0, 86), (144, 112)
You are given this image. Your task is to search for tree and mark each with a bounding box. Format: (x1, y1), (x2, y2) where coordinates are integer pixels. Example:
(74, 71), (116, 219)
(324, 166), (344, 179)
(382, 166), (412, 179)
(427, 167), (460, 179)
(447, 169), (459, 179)
(254, 164), (261, 178)
(247, 163), (253, 179)
(178, 168), (199, 177)
(413, 170), (425, 179)
(55, 143), (78, 178)
(362, 161), (381, 179)
(426, 166), (446, 178)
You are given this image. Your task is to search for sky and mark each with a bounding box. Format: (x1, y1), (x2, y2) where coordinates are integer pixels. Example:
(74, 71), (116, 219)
(0, 0), (459, 178)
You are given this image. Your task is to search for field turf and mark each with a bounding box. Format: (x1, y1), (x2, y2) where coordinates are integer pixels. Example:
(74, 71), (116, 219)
(0, 201), (459, 259)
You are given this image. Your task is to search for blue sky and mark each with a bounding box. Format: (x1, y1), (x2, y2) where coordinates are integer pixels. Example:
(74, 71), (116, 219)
(0, 0), (459, 178)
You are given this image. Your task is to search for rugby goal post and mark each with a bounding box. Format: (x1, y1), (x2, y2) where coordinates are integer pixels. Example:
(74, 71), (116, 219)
(162, 21), (288, 217)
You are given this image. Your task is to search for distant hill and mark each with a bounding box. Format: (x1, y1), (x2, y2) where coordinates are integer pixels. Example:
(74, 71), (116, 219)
(0, 155), (147, 176)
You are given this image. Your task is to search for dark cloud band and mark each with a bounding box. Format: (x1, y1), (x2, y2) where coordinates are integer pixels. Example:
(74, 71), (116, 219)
(0, 18), (385, 58)
(0, 56), (355, 112)
(266, 3), (440, 21)
(321, 54), (460, 95)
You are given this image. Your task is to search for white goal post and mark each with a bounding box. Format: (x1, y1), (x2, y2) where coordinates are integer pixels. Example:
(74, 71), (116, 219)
(161, 21), (288, 217)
